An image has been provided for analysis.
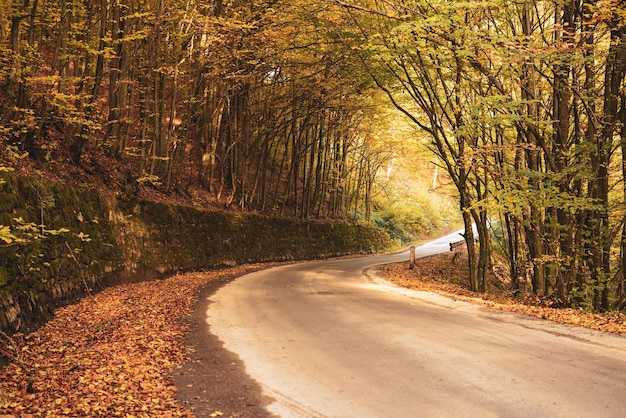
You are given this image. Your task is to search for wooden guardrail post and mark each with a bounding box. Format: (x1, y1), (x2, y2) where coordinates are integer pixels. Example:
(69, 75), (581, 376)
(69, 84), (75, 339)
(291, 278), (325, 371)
(449, 239), (467, 263)
(409, 245), (416, 269)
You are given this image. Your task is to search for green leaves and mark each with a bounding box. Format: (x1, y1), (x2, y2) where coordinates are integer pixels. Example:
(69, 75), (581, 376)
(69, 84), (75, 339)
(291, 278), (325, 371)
(0, 225), (22, 245)
(0, 215), (70, 248)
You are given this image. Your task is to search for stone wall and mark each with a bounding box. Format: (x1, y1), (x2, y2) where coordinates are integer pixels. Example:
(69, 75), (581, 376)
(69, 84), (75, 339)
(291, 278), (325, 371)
(0, 171), (391, 333)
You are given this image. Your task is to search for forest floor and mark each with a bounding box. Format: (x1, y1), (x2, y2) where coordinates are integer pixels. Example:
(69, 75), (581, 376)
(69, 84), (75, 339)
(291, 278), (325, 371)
(379, 251), (626, 336)
(1, 252), (626, 417)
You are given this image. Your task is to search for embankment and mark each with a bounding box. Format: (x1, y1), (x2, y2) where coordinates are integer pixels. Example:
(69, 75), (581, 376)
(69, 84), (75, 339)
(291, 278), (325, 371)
(0, 171), (390, 333)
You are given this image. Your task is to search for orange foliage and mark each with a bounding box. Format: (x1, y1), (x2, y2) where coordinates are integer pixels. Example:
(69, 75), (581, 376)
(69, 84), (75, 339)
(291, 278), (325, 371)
(379, 254), (626, 336)
(0, 265), (267, 416)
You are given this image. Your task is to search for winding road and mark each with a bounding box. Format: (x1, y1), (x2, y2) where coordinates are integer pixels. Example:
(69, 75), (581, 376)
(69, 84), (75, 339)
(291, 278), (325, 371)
(207, 230), (626, 417)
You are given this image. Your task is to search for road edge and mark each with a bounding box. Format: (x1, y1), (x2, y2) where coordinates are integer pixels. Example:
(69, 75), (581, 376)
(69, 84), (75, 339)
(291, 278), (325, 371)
(172, 270), (279, 418)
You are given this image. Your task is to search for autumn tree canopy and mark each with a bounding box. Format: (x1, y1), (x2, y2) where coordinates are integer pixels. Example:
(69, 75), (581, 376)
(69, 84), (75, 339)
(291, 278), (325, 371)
(0, 0), (398, 222)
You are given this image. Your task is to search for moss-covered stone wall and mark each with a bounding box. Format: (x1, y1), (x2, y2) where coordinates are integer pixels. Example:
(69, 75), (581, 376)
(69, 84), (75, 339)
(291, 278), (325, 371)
(0, 171), (391, 333)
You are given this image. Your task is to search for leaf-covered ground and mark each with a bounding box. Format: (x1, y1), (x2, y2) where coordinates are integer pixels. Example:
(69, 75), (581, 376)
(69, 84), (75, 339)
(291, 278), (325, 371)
(378, 252), (626, 336)
(2, 254), (626, 417)
(0, 265), (268, 417)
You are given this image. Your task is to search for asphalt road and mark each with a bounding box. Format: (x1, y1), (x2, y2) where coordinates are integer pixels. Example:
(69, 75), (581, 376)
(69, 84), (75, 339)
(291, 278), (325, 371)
(207, 232), (626, 417)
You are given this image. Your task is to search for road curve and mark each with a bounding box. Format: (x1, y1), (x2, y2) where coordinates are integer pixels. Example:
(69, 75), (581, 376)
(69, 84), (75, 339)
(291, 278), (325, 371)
(207, 234), (626, 417)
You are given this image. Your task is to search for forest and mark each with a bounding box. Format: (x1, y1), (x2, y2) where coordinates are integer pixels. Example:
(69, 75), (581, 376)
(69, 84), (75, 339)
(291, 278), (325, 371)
(1, 0), (401, 221)
(1, 0), (626, 312)
(328, 0), (626, 312)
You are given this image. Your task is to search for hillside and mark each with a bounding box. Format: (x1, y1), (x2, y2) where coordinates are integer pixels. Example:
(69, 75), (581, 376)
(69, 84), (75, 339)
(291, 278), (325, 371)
(1, 0), (464, 338)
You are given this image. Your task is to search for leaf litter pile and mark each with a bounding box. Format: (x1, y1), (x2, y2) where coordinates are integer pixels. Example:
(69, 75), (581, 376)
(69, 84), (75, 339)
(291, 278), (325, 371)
(2, 255), (626, 417)
(378, 252), (626, 336)
(0, 265), (265, 417)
